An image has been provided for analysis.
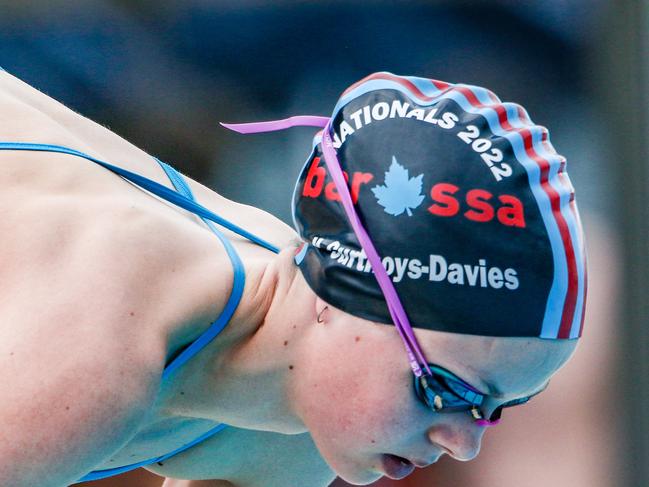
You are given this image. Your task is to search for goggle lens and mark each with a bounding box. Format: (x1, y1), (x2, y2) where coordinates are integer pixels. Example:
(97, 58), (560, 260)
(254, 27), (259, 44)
(414, 365), (484, 413)
(414, 365), (541, 422)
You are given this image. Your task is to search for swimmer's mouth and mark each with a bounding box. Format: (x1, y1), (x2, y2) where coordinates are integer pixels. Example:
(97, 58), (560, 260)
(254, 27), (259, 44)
(381, 454), (415, 480)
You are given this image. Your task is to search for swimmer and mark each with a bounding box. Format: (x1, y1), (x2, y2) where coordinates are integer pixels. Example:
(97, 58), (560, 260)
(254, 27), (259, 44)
(0, 68), (586, 487)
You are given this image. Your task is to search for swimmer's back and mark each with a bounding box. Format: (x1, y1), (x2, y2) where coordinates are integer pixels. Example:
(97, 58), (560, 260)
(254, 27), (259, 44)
(0, 68), (240, 362)
(0, 68), (295, 331)
(0, 69), (296, 486)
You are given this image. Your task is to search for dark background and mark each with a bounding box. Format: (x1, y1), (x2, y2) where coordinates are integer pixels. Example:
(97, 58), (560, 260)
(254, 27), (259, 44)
(1, 1), (646, 486)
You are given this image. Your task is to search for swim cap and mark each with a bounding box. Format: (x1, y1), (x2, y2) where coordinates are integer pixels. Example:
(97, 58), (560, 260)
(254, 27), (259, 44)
(290, 73), (586, 339)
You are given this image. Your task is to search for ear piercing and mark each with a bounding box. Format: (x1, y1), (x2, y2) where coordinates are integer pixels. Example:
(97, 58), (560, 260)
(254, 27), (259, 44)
(317, 306), (329, 323)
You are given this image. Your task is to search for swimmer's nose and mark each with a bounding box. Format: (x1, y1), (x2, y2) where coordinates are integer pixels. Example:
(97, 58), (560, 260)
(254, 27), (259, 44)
(427, 422), (485, 462)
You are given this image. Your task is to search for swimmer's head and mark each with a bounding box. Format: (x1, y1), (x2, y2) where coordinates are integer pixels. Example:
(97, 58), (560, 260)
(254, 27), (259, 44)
(291, 72), (587, 340)
(221, 73), (586, 483)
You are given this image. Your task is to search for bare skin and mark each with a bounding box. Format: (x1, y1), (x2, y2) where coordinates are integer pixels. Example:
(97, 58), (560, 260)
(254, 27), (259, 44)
(0, 70), (578, 487)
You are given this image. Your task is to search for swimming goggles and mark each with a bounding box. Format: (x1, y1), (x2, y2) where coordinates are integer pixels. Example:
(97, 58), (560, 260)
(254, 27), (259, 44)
(414, 364), (548, 424)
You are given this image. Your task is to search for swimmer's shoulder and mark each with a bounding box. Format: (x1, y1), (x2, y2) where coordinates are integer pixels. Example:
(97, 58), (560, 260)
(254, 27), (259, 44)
(0, 68), (298, 344)
(0, 67), (299, 372)
(0, 67), (298, 344)
(0, 69), (299, 339)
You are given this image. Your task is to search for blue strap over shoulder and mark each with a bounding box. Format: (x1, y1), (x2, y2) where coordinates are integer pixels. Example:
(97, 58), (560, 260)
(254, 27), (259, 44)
(153, 157), (263, 378)
(0, 141), (280, 482)
(0, 142), (279, 253)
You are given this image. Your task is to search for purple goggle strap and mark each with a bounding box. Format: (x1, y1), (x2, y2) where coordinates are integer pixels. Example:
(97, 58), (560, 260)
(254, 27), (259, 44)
(220, 115), (431, 378)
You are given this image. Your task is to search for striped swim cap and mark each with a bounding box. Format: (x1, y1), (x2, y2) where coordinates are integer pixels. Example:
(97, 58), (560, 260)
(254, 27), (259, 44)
(290, 73), (586, 339)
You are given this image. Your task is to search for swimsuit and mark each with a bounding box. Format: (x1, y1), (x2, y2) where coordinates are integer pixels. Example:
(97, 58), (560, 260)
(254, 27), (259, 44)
(0, 139), (279, 482)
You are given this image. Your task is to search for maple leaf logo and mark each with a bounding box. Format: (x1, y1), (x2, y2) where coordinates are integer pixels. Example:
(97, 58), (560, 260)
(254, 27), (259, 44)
(371, 156), (425, 216)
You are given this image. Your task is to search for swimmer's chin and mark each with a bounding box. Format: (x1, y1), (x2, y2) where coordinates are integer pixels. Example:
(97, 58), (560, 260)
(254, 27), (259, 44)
(336, 475), (384, 486)
(333, 465), (387, 486)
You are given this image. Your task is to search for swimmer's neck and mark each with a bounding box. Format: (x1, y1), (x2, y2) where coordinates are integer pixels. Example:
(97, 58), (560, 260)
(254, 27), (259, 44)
(162, 245), (318, 434)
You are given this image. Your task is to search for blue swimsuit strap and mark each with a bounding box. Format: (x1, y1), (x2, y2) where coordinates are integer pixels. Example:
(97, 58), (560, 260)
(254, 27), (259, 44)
(77, 422), (230, 482)
(0, 141), (280, 482)
(155, 157), (253, 378)
(80, 161), (244, 482)
(0, 142), (279, 253)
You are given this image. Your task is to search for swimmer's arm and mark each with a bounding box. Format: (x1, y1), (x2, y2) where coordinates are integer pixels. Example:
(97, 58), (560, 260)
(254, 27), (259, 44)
(0, 295), (162, 486)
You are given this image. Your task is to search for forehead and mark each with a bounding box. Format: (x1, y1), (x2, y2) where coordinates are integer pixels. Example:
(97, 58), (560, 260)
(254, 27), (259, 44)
(415, 329), (578, 398)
